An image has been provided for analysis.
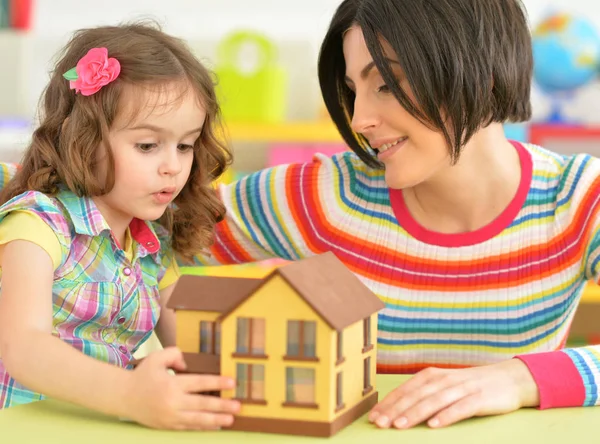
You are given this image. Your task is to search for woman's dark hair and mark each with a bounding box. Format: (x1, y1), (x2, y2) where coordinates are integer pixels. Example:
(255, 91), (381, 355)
(318, 0), (533, 168)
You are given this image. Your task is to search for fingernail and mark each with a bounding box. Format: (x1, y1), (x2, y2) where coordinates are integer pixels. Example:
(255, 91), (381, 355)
(429, 418), (440, 428)
(376, 415), (391, 428)
(369, 411), (380, 423)
(394, 417), (408, 429)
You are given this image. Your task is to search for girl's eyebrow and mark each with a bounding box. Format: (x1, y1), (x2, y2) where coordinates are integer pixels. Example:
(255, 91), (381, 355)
(126, 124), (203, 137)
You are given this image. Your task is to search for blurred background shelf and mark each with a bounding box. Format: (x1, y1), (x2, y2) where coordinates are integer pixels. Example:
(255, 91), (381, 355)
(224, 121), (341, 142)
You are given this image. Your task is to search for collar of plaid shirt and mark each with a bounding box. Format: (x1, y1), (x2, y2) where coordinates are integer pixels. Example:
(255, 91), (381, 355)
(55, 188), (162, 262)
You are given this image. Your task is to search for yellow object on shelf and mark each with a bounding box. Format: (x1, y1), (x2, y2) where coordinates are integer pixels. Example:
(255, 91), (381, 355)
(181, 263), (276, 279)
(224, 121), (342, 142)
(582, 281), (600, 304)
(213, 167), (236, 186)
(181, 258), (284, 279)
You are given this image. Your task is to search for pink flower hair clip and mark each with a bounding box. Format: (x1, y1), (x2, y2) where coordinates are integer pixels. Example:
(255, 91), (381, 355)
(62, 47), (121, 96)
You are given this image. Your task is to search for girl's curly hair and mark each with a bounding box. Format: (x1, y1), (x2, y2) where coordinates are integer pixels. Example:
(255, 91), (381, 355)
(0, 22), (232, 263)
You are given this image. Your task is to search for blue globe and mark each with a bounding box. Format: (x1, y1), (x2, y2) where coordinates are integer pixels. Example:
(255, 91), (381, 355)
(532, 14), (600, 93)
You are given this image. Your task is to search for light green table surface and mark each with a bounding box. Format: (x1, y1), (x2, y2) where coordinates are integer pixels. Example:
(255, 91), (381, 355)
(0, 375), (597, 444)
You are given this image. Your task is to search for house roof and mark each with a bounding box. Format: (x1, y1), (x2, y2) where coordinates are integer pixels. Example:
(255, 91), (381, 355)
(219, 252), (386, 331)
(167, 275), (263, 312)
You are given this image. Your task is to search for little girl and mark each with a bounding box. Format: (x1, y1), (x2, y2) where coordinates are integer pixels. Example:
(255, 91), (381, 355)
(0, 22), (240, 430)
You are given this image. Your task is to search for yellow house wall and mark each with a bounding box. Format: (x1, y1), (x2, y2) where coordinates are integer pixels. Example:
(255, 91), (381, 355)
(175, 310), (220, 354)
(220, 275), (334, 422)
(331, 312), (379, 420)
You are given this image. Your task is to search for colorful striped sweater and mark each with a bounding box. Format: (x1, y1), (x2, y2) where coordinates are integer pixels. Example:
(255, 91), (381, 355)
(196, 141), (600, 410)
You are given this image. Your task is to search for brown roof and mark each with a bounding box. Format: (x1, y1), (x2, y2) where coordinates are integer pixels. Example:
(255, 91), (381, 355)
(167, 275), (263, 312)
(219, 252), (385, 331)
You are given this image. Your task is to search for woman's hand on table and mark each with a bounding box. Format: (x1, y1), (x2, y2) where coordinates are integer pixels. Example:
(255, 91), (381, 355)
(368, 359), (540, 429)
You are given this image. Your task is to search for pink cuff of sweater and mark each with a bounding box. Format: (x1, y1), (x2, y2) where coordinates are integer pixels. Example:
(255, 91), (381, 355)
(515, 352), (586, 409)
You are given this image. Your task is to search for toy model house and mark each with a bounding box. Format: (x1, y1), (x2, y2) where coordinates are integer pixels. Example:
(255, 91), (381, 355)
(167, 252), (385, 437)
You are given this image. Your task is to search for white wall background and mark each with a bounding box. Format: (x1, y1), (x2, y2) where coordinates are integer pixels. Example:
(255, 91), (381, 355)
(1, 0), (345, 123)
(2, 0), (600, 126)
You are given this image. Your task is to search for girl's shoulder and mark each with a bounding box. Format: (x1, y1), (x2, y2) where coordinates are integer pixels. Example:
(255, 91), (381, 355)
(0, 190), (70, 227)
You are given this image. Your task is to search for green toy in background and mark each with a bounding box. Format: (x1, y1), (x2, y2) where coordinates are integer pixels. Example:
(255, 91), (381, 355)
(215, 30), (288, 123)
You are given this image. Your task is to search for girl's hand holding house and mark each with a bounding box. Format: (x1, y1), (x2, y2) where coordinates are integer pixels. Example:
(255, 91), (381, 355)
(124, 347), (240, 430)
(368, 359), (540, 430)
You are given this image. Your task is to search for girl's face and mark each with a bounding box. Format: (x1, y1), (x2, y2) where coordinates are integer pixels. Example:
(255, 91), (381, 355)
(94, 82), (202, 229)
(343, 25), (451, 189)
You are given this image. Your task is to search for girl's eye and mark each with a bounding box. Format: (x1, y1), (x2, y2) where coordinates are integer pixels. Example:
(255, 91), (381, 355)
(377, 84), (390, 93)
(136, 143), (157, 152)
(178, 144), (194, 152)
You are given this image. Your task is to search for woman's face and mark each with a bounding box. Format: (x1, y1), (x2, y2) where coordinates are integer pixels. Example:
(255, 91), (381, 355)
(343, 25), (451, 189)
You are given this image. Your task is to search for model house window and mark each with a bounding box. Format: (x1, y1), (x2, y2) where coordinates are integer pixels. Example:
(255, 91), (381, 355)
(336, 372), (344, 411)
(286, 320), (317, 359)
(363, 316), (373, 352)
(336, 331), (344, 364)
(363, 357), (373, 395)
(214, 322), (221, 354)
(236, 363), (265, 402)
(284, 367), (316, 406)
(199, 321), (221, 354)
(236, 317), (265, 356)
